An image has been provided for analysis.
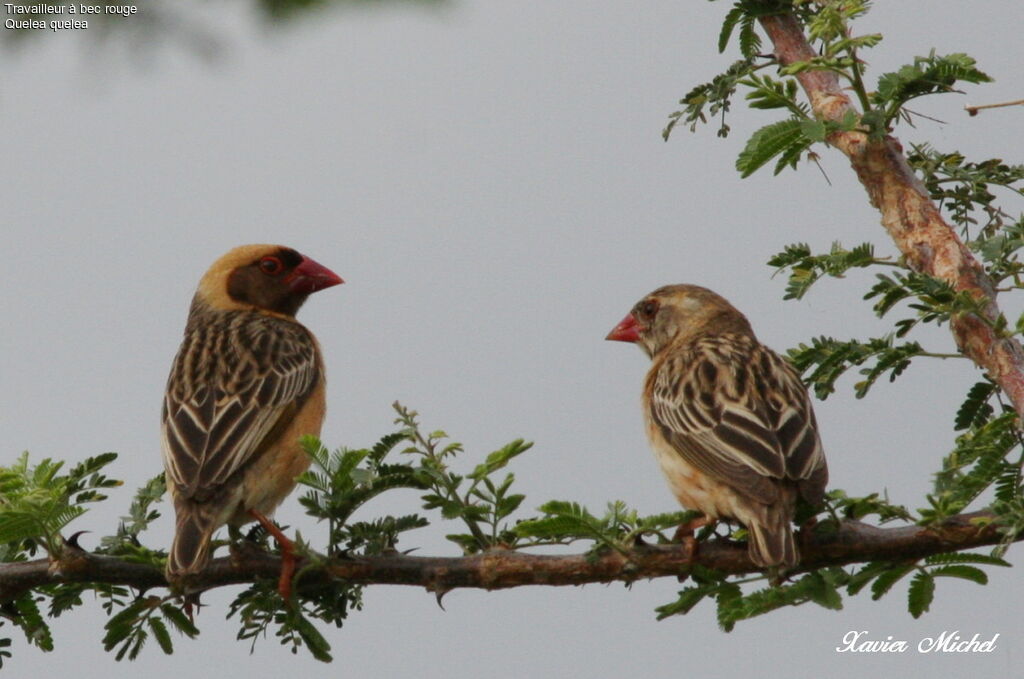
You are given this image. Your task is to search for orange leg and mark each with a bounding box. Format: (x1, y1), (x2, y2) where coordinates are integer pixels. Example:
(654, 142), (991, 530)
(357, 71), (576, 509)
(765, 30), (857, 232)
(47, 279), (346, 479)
(673, 515), (714, 560)
(248, 509), (297, 601)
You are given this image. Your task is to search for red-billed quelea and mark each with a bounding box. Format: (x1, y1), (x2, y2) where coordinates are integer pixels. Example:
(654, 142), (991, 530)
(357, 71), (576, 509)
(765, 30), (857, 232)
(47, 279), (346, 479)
(162, 244), (342, 598)
(606, 284), (827, 569)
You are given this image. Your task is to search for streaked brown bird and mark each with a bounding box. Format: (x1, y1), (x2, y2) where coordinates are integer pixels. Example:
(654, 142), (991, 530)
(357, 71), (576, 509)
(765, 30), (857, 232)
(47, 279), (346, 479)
(606, 284), (827, 569)
(161, 244), (342, 598)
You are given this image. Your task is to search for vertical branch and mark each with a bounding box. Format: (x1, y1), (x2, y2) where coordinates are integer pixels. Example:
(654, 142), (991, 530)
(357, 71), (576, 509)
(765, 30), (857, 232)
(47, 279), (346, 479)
(757, 12), (1024, 417)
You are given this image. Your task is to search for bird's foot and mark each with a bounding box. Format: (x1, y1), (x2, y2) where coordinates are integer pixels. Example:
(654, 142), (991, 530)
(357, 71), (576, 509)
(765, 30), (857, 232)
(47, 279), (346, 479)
(672, 515), (713, 582)
(672, 515), (713, 557)
(248, 509), (298, 601)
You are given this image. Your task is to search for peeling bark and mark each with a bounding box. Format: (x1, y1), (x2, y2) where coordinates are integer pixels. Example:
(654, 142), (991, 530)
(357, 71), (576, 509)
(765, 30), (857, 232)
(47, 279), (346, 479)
(758, 12), (1024, 416)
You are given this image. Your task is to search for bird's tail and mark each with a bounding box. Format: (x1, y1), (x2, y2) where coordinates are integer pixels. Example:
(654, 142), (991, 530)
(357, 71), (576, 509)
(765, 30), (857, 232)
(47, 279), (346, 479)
(166, 506), (217, 584)
(746, 509), (798, 569)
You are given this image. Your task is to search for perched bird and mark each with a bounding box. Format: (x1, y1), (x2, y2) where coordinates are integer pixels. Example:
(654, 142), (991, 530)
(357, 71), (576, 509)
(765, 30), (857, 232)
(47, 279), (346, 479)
(161, 244), (342, 598)
(606, 284), (827, 569)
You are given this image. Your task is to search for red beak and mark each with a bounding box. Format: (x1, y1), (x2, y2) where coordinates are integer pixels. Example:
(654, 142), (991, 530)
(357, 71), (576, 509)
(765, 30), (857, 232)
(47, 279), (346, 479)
(606, 313), (641, 343)
(286, 256), (344, 295)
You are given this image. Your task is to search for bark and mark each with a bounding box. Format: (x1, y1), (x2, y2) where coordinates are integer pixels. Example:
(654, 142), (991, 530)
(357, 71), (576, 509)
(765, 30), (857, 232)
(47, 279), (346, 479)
(0, 511), (1009, 602)
(757, 12), (1024, 417)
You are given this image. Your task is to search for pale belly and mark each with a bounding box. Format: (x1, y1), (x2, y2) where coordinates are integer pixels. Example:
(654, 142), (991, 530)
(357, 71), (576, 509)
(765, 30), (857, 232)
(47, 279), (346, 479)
(646, 420), (752, 523)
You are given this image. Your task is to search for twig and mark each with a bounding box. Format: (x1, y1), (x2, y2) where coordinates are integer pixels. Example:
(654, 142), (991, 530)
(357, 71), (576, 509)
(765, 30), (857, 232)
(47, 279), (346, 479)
(966, 99), (1024, 117)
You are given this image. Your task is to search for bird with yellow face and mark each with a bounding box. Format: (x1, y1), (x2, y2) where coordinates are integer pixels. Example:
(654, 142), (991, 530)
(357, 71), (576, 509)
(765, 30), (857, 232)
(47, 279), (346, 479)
(161, 244), (342, 599)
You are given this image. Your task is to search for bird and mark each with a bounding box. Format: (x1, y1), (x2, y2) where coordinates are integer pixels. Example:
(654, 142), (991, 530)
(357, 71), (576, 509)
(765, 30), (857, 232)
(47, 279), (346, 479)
(161, 244), (342, 600)
(606, 284), (827, 569)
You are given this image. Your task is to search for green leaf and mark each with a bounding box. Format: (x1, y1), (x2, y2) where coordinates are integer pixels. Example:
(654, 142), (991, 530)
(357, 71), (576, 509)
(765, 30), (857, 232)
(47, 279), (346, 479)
(160, 604), (200, 638)
(515, 515), (588, 540)
(13, 595), (53, 652)
(718, 6), (744, 54)
(656, 582), (718, 619)
(712, 570), (849, 631)
(805, 571), (844, 610)
(799, 119), (827, 143)
(0, 513), (47, 544)
(870, 563), (916, 600)
(737, 18), (761, 59)
(664, 59), (756, 140)
(288, 609), (333, 663)
(929, 564), (988, 585)
(469, 440), (533, 480)
(714, 581), (743, 632)
(736, 118), (809, 178)
(907, 572), (935, 618)
(846, 561), (896, 596)
(148, 617), (174, 655)
(875, 52), (993, 126)
(954, 381), (997, 431)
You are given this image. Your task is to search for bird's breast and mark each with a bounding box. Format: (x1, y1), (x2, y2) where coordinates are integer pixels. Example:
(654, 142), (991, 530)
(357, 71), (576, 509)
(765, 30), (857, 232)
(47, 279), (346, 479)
(644, 414), (749, 521)
(232, 375), (326, 524)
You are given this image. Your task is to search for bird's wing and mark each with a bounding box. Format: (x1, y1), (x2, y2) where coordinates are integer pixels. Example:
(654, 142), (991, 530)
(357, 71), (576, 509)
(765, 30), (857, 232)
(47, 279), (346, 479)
(161, 316), (319, 501)
(648, 342), (791, 505)
(766, 350), (828, 504)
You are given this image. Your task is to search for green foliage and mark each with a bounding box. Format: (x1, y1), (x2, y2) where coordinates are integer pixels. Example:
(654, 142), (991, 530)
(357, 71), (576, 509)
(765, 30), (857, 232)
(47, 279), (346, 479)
(823, 489), (912, 524)
(296, 432), (428, 554)
(102, 596), (198, 661)
(922, 413), (1023, 524)
(228, 580), (341, 662)
(842, 550), (1011, 621)
(393, 402), (532, 553)
(516, 500), (696, 555)
(768, 241), (883, 300)
(0, 452), (121, 557)
(874, 52), (992, 128)
(0, 404), (549, 665)
(9, 594), (53, 653)
(736, 118), (812, 178)
(672, 3), (997, 168)
(742, 74), (808, 117)
(718, 569), (846, 630)
(908, 144), (1024, 274)
(664, 59), (757, 140)
(228, 405), (536, 662)
(659, 565), (849, 630)
(787, 335), (929, 399)
(98, 473), (166, 561)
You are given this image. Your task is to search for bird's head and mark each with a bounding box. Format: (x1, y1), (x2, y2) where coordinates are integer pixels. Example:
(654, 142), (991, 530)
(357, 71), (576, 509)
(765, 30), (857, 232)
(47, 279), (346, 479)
(605, 284), (753, 358)
(195, 244), (343, 317)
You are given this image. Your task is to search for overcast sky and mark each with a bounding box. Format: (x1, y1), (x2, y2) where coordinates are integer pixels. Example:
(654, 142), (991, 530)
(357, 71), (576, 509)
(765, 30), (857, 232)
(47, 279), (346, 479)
(3, 1), (1023, 676)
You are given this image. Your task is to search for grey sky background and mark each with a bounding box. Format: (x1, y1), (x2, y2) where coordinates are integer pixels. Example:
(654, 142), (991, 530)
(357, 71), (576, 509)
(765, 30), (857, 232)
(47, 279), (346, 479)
(3, 1), (1023, 676)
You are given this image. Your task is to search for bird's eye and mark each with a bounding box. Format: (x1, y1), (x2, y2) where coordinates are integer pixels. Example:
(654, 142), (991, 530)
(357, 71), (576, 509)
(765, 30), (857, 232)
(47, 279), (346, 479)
(259, 256), (284, 276)
(638, 300), (659, 318)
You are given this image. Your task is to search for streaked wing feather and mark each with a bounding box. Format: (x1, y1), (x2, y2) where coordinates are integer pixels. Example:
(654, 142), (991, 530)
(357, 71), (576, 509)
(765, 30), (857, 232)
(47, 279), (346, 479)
(769, 354), (829, 501)
(649, 337), (828, 505)
(650, 351), (784, 504)
(161, 313), (318, 500)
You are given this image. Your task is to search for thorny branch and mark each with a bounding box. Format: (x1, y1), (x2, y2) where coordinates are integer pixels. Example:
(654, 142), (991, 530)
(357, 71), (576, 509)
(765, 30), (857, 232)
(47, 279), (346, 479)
(0, 512), (1012, 603)
(757, 11), (1024, 417)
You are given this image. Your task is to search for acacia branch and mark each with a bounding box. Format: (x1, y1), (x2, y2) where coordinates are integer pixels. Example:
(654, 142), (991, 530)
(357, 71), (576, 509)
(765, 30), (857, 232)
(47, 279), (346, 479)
(757, 11), (1024, 417)
(0, 512), (1012, 602)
